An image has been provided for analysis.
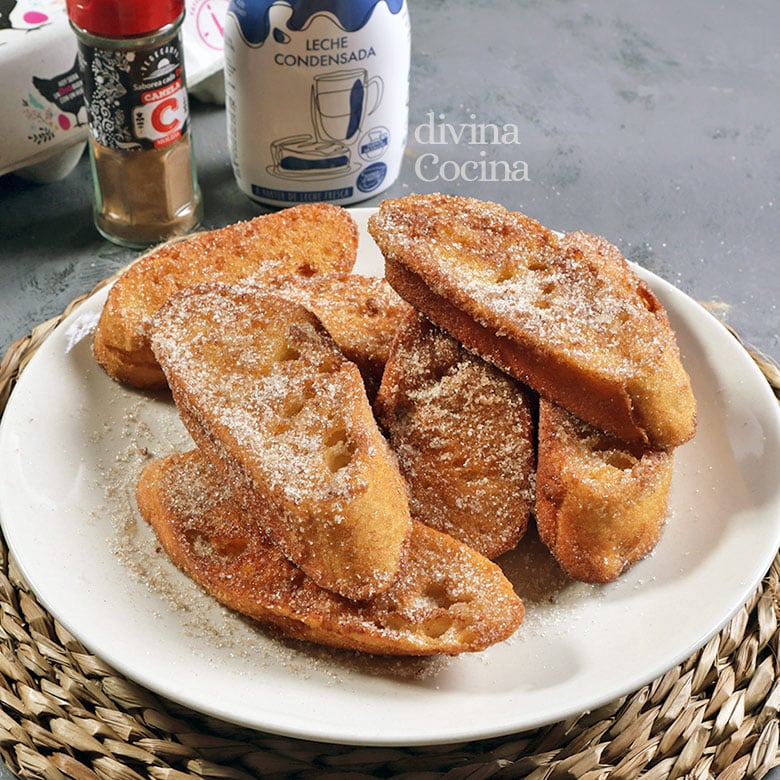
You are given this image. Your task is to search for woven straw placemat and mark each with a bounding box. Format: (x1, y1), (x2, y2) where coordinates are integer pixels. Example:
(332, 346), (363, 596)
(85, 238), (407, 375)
(0, 277), (778, 780)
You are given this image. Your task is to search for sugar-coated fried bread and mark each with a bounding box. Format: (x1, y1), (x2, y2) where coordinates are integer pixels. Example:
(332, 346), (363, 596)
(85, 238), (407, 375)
(268, 273), (413, 400)
(94, 203), (359, 389)
(369, 193), (696, 449)
(150, 285), (411, 601)
(375, 311), (536, 559)
(535, 399), (674, 583)
(137, 450), (524, 656)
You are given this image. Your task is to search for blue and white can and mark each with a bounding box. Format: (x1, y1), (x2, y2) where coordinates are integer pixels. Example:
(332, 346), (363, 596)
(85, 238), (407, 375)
(224, 0), (410, 207)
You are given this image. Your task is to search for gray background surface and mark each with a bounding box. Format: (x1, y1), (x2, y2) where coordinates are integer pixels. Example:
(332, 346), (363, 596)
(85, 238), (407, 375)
(2, 0), (778, 364)
(0, 0), (778, 776)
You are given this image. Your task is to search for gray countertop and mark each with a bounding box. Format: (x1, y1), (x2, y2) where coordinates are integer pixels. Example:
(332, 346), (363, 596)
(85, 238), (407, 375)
(2, 0), (779, 364)
(0, 0), (778, 776)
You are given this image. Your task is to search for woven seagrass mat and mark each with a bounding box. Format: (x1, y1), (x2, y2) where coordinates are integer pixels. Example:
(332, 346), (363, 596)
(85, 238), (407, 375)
(0, 277), (778, 780)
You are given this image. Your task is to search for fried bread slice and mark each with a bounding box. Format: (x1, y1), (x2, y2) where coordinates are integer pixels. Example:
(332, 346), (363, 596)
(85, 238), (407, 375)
(150, 284), (411, 601)
(268, 273), (413, 401)
(375, 311), (536, 559)
(94, 203), (359, 389)
(368, 193), (696, 450)
(136, 450), (524, 656)
(535, 398), (674, 583)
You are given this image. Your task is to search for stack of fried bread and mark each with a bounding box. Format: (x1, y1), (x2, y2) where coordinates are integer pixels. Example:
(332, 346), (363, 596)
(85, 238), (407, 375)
(95, 204), (524, 656)
(94, 193), (696, 657)
(369, 193), (696, 584)
(146, 283), (524, 652)
(138, 449), (523, 655)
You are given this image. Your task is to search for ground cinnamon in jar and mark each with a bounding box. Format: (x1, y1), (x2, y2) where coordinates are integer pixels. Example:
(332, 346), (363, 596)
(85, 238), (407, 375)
(67, 0), (203, 248)
(91, 135), (200, 246)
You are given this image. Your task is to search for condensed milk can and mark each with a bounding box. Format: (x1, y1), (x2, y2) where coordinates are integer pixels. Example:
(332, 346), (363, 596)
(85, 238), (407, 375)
(224, 0), (410, 207)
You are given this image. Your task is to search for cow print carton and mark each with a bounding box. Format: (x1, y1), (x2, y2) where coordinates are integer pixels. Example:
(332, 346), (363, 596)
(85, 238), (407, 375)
(0, 0), (227, 182)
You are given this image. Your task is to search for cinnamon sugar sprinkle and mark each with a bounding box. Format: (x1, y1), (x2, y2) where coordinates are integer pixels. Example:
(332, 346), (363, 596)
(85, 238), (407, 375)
(94, 394), (453, 681)
(90, 385), (590, 672)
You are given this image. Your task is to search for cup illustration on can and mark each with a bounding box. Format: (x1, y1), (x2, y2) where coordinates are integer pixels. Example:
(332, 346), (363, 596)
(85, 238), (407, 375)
(270, 68), (384, 178)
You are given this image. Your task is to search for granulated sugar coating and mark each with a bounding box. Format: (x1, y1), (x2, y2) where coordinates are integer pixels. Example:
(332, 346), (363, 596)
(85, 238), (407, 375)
(135, 449), (523, 657)
(264, 273), (413, 401)
(90, 359), (593, 675)
(150, 285), (412, 602)
(535, 399), (675, 584)
(369, 193), (697, 450)
(96, 408), (446, 679)
(375, 311), (536, 560)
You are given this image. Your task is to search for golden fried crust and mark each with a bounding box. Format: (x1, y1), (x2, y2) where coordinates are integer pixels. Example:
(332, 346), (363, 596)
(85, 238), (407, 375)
(535, 399), (674, 584)
(268, 273), (413, 401)
(375, 311), (536, 559)
(150, 285), (411, 601)
(368, 193), (696, 450)
(137, 450), (524, 656)
(93, 203), (359, 389)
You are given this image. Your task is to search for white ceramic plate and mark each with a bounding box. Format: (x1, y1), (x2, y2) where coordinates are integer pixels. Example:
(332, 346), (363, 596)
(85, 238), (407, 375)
(1, 208), (779, 747)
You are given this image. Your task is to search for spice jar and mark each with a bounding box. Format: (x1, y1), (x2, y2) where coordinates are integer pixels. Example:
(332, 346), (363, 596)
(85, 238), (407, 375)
(67, 0), (203, 247)
(224, 0), (410, 208)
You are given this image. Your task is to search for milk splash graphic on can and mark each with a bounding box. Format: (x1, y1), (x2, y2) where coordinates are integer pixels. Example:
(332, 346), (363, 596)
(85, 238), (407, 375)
(225, 0), (410, 207)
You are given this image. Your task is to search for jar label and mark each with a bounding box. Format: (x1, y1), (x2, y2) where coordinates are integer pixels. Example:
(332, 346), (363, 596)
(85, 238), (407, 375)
(225, 0), (409, 207)
(78, 37), (190, 151)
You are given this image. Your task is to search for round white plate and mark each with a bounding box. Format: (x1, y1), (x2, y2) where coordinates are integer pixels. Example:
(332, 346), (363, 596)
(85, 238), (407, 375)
(1, 208), (779, 747)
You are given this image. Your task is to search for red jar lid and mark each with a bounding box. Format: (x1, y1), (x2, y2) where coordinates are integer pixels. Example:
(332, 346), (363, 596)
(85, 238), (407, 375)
(66, 0), (184, 37)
